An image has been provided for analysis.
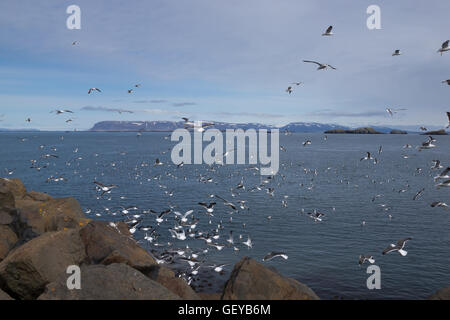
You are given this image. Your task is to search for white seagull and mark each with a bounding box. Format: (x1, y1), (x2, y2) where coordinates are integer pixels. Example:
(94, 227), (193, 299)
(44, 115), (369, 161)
(303, 60), (337, 70)
(322, 25), (333, 36)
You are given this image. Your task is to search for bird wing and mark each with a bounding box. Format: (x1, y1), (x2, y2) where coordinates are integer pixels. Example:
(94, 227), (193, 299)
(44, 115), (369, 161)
(327, 64), (337, 70)
(326, 25), (333, 33)
(303, 60), (322, 66)
(447, 112), (450, 122)
(443, 40), (449, 49)
(440, 167), (450, 176)
(397, 238), (412, 248)
(382, 245), (396, 255)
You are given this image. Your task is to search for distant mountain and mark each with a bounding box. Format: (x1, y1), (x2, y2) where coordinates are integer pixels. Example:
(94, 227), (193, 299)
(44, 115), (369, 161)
(89, 120), (349, 133)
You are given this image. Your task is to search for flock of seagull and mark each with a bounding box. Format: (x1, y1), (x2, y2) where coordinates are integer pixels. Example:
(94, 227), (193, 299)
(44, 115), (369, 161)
(2, 24), (450, 294)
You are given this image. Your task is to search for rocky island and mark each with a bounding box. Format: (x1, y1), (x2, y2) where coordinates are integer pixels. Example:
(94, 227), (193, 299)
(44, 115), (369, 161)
(421, 129), (448, 135)
(324, 127), (384, 134)
(0, 178), (320, 300)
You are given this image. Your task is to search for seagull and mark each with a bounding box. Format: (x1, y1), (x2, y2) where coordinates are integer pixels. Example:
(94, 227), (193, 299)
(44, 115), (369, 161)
(431, 160), (443, 170)
(436, 180), (450, 188)
(214, 195), (237, 210)
(198, 202), (216, 213)
(155, 209), (171, 224)
(308, 210), (325, 222)
(413, 188), (425, 201)
(322, 25), (333, 36)
(358, 255), (375, 265)
(127, 89), (133, 94)
(243, 236), (253, 249)
(392, 49), (402, 56)
(174, 210), (194, 223)
(291, 82), (303, 86)
(26, 118), (31, 122)
(263, 252), (288, 262)
(360, 152), (376, 162)
(52, 109), (74, 115)
(446, 112), (450, 129)
(431, 201), (448, 209)
(154, 158), (163, 166)
(134, 84), (141, 88)
(72, 41), (78, 45)
(437, 40), (450, 56)
(93, 180), (118, 196)
(441, 80), (450, 85)
(382, 238), (412, 256)
(286, 86), (293, 94)
(209, 264), (227, 273)
(386, 108), (407, 116)
(420, 126), (427, 131)
(434, 167), (450, 181)
(303, 60), (336, 70)
(419, 137), (436, 150)
(303, 140), (312, 146)
(88, 88), (102, 94)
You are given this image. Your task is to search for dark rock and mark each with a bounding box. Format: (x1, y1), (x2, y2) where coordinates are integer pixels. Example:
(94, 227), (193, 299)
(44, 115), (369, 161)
(38, 263), (181, 300)
(0, 288), (13, 300)
(0, 225), (18, 261)
(0, 229), (86, 300)
(221, 257), (319, 300)
(79, 221), (156, 271)
(198, 292), (222, 300)
(0, 179), (27, 203)
(324, 127), (384, 134)
(428, 287), (450, 300)
(421, 129), (448, 135)
(14, 197), (89, 235)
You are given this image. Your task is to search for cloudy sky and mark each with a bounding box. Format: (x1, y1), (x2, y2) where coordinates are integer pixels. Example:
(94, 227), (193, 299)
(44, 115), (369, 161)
(1, 0), (450, 130)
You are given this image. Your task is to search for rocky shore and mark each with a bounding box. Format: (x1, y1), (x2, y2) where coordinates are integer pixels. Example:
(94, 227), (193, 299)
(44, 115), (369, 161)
(0, 178), (320, 300)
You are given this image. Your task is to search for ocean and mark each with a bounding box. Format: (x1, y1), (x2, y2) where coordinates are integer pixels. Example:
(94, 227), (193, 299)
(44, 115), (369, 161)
(1, 131), (449, 299)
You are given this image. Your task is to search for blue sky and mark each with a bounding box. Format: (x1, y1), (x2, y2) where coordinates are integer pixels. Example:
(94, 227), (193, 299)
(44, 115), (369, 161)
(1, 0), (450, 130)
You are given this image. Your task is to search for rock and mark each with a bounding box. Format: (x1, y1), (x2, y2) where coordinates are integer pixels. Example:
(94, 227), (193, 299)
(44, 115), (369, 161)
(38, 263), (181, 300)
(198, 292), (222, 300)
(0, 189), (15, 209)
(0, 229), (86, 300)
(324, 127), (384, 134)
(0, 179), (27, 203)
(428, 287), (450, 300)
(79, 221), (156, 271)
(0, 225), (18, 261)
(0, 288), (13, 300)
(221, 257), (319, 300)
(14, 197), (89, 235)
(421, 129), (448, 135)
(0, 207), (15, 225)
(22, 191), (53, 202)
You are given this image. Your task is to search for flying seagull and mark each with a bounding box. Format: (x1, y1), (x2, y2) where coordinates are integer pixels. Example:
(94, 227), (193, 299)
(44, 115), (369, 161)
(303, 60), (337, 70)
(382, 238), (412, 256)
(322, 25), (333, 36)
(263, 252), (288, 262)
(386, 108), (407, 116)
(88, 88), (102, 94)
(392, 49), (402, 56)
(286, 86), (293, 94)
(441, 80), (450, 85)
(446, 112), (450, 129)
(431, 201), (448, 209)
(358, 255), (375, 265)
(52, 109), (74, 115)
(438, 40), (450, 55)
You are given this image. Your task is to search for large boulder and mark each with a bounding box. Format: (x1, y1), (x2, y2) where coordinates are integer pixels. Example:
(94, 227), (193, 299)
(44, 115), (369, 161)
(221, 257), (319, 300)
(14, 197), (89, 235)
(0, 229), (86, 299)
(0, 288), (13, 300)
(79, 221), (156, 271)
(144, 265), (200, 300)
(0, 225), (18, 261)
(428, 287), (450, 300)
(38, 263), (181, 300)
(0, 179), (27, 204)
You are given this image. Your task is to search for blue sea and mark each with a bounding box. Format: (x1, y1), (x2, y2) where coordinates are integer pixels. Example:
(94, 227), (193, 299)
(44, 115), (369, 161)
(1, 131), (449, 299)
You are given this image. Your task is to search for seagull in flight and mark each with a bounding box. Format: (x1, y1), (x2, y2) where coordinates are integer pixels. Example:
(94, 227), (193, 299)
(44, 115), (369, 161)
(263, 252), (288, 262)
(303, 60), (336, 70)
(434, 167), (450, 181)
(358, 255), (375, 266)
(446, 112), (450, 129)
(438, 40), (450, 55)
(52, 109), (74, 115)
(88, 88), (102, 94)
(431, 201), (448, 209)
(386, 108), (407, 116)
(392, 49), (402, 56)
(382, 238), (412, 256)
(322, 25), (333, 36)
(441, 80), (450, 85)
(94, 180), (118, 196)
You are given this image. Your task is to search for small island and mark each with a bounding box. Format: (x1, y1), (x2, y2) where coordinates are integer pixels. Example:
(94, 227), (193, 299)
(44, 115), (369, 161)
(421, 129), (448, 135)
(324, 127), (384, 134)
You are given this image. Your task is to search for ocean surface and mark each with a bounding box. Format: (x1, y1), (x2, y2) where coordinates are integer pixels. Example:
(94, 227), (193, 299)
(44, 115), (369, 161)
(1, 131), (449, 299)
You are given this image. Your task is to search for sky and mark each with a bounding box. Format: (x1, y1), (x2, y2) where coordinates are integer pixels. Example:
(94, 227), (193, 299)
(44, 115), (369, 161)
(1, 0), (450, 130)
